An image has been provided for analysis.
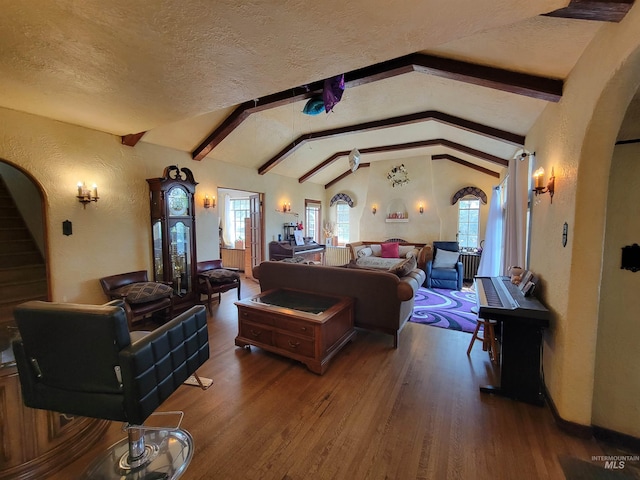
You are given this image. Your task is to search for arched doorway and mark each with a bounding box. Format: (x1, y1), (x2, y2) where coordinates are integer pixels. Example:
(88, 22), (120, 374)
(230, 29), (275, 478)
(0, 161), (108, 479)
(0, 159), (49, 325)
(592, 85), (640, 438)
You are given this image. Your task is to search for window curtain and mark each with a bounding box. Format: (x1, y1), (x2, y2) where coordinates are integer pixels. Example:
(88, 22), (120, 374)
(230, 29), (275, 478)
(476, 186), (503, 277)
(222, 194), (232, 247)
(502, 158), (527, 274)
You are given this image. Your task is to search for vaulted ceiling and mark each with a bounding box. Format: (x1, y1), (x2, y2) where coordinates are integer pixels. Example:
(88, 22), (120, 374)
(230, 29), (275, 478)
(1, 1), (636, 188)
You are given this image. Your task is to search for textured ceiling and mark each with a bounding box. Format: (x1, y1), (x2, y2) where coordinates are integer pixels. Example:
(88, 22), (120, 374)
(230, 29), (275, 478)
(0, 1), (637, 186)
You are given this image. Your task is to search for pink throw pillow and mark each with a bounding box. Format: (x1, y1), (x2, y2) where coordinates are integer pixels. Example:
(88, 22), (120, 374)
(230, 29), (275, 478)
(381, 242), (399, 258)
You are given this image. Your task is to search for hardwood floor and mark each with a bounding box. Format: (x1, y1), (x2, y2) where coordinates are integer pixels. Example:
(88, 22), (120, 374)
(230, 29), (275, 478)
(51, 277), (611, 480)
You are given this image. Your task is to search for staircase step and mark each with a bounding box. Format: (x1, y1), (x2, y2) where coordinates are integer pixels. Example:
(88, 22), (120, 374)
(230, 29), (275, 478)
(0, 239), (39, 255)
(0, 279), (47, 299)
(0, 294), (48, 323)
(0, 217), (24, 229)
(0, 227), (31, 242)
(0, 252), (43, 268)
(0, 265), (46, 284)
(0, 197), (16, 208)
(0, 175), (48, 325)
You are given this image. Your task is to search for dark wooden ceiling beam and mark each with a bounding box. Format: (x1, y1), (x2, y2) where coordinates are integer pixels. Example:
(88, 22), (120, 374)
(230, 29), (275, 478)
(121, 132), (146, 146)
(432, 154), (501, 178)
(543, 0), (634, 22)
(324, 164), (371, 190)
(324, 149), (505, 188)
(192, 53), (558, 160)
(299, 138), (508, 183)
(409, 54), (562, 102)
(192, 87), (322, 160)
(260, 110), (522, 175)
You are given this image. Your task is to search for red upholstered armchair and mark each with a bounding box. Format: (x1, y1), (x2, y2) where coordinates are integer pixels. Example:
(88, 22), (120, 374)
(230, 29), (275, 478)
(196, 260), (241, 314)
(99, 270), (174, 329)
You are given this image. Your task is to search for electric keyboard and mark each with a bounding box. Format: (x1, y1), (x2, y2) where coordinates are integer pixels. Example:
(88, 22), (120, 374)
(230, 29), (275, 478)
(475, 276), (549, 327)
(473, 276), (550, 405)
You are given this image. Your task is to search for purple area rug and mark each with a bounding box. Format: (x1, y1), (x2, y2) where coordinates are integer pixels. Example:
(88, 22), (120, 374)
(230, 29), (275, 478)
(410, 287), (477, 333)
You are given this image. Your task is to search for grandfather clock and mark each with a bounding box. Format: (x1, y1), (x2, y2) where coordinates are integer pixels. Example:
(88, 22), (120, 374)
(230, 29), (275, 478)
(147, 165), (198, 308)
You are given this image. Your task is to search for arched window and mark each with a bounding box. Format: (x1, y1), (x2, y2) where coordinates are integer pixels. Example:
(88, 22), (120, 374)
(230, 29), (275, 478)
(452, 186), (486, 250)
(458, 197), (480, 249)
(335, 202), (350, 245)
(305, 199), (321, 242)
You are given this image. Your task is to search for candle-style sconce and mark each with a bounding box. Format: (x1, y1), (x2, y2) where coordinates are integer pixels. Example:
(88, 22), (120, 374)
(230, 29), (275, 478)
(372, 204), (377, 215)
(277, 202), (295, 215)
(532, 167), (555, 203)
(77, 182), (99, 208)
(419, 204), (424, 215)
(204, 195), (216, 208)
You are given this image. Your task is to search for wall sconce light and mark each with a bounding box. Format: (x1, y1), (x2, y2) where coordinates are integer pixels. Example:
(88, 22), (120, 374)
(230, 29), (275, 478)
(419, 204), (424, 215)
(204, 195), (216, 209)
(372, 205), (377, 215)
(282, 202), (291, 213)
(77, 182), (99, 208)
(532, 167), (555, 203)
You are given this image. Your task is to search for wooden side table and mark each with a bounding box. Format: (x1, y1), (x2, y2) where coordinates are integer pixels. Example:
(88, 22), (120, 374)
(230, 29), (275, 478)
(235, 288), (355, 374)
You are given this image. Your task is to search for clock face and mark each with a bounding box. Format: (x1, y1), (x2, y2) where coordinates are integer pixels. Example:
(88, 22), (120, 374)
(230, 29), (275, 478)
(168, 187), (189, 216)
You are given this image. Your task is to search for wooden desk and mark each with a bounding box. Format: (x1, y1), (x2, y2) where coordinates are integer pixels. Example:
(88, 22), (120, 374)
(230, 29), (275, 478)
(235, 289), (355, 374)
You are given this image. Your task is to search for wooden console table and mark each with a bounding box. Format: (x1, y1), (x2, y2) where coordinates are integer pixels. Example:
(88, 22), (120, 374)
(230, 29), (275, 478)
(235, 289), (355, 374)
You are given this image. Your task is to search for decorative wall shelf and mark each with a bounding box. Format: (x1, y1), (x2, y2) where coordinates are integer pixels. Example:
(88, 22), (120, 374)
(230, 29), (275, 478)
(385, 218), (409, 223)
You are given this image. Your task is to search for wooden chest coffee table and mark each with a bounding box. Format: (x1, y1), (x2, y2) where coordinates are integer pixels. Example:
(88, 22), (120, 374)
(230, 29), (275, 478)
(235, 288), (355, 374)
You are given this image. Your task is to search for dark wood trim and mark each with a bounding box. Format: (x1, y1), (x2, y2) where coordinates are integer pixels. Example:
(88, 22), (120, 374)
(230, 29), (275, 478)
(260, 111), (523, 175)
(432, 154), (501, 178)
(592, 425), (640, 452)
(192, 53), (559, 160)
(616, 138), (640, 145)
(543, 0), (634, 22)
(121, 132), (146, 147)
(299, 138), (508, 183)
(544, 384), (593, 439)
(324, 163), (370, 190)
(544, 373), (640, 452)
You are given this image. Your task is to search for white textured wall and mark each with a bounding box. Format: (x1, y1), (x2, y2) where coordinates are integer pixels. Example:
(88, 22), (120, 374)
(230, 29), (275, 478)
(593, 143), (640, 436)
(0, 107), (322, 304)
(527, 7), (640, 429)
(325, 154), (497, 246)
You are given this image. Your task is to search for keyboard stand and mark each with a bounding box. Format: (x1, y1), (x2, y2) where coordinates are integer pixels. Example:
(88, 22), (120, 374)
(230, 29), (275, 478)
(479, 317), (546, 406)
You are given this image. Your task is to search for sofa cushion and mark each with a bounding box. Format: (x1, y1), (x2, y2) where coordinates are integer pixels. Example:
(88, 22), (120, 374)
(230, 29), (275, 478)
(431, 267), (460, 280)
(357, 246), (373, 258)
(370, 244), (382, 257)
(381, 242), (399, 258)
(114, 282), (173, 304)
(398, 245), (418, 258)
(389, 255), (417, 277)
(202, 268), (240, 284)
(432, 249), (460, 269)
(355, 257), (404, 270)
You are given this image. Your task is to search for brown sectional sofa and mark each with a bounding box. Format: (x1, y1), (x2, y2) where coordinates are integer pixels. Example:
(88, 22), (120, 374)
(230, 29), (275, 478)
(252, 260), (426, 348)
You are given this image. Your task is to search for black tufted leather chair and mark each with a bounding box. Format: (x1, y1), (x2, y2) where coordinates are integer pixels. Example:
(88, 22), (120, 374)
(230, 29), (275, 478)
(12, 300), (209, 479)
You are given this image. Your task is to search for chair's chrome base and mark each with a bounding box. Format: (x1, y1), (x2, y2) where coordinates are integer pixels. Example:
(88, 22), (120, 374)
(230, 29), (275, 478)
(82, 428), (194, 480)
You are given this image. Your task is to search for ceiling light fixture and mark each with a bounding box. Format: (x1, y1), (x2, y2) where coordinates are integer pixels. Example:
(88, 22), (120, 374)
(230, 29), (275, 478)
(349, 148), (360, 172)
